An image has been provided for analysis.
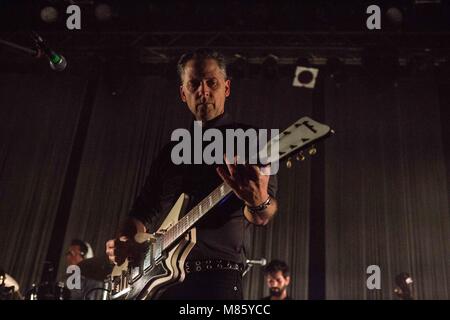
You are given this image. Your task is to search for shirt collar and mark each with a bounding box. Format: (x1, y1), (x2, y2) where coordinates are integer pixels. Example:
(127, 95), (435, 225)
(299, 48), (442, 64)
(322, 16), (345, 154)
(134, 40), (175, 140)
(190, 112), (233, 131)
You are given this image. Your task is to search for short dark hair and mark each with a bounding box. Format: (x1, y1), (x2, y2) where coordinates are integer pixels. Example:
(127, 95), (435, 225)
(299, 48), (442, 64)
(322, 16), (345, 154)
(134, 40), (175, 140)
(70, 239), (88, 257)
(264, 259), (290, 278)
(177, 48), (227, 82)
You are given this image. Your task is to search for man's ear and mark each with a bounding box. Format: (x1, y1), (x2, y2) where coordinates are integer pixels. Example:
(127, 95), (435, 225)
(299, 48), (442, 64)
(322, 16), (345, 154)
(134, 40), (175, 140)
(179, 85), (187, 102)
(225, 79), (231, 97)
(286, 276), (291, 286)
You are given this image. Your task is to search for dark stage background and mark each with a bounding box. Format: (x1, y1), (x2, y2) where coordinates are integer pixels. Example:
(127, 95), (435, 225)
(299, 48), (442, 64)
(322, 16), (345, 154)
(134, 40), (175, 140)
(0, 64), (448, 299)
(0, 0), (449, 300)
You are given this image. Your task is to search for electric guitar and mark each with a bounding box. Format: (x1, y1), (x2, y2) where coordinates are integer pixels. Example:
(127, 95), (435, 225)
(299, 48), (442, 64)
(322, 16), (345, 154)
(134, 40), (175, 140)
(107, 116), (334, 300)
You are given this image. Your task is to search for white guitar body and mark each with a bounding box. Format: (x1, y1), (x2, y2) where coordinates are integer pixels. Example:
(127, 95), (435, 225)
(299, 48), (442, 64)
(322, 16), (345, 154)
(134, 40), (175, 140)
(110, 193), (196, 300)
(107, 116), (333, 300)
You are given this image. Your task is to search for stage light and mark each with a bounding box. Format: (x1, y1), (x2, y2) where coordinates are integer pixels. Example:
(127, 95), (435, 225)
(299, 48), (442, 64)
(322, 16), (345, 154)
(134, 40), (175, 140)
(292, 66), (319, 89)
(229, 54), (249, 79)
(40, 6), (59, 23)
(292, 57), (318, 89)
(261, 54), (279, 79)
(95, 3), (113, 22)
(386, 7), (403, 26)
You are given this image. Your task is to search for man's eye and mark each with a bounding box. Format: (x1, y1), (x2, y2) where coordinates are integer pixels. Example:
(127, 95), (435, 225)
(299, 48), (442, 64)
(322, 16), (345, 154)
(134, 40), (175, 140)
(207, 79), (218, 88)
(188, 80), (200, 88)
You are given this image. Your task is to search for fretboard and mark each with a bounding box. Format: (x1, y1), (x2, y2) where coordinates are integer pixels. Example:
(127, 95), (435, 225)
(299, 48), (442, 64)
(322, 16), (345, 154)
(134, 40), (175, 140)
(161, 182), (233, 251)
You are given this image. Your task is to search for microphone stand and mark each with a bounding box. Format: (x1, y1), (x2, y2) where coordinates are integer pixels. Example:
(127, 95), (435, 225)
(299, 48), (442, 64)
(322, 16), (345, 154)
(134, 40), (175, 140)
(0, 38), (39, 57)
(0, 32), (67, 71)
(242, 264), (253, 277)
(242, 261), (267, 277)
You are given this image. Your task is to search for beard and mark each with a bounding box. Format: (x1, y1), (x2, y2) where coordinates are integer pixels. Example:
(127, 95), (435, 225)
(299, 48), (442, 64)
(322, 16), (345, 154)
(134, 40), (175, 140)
(269, 285), (287, 297)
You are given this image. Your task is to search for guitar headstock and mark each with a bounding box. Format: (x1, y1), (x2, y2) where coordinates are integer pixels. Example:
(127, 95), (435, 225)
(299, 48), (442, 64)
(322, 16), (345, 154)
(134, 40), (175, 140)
(261, 116), (334, 169)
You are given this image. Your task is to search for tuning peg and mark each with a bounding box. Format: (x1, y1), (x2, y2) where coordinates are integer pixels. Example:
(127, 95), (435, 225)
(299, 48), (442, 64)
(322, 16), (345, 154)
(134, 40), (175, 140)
(296, 152), (305, 161)
(308, 145), (317, 155)
(286, 157), (292, 169)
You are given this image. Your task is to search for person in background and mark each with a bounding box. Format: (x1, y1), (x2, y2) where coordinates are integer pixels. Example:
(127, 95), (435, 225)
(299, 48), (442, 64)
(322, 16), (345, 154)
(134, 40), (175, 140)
(65, 239), (104, 300)
(262, 259), (292, 300)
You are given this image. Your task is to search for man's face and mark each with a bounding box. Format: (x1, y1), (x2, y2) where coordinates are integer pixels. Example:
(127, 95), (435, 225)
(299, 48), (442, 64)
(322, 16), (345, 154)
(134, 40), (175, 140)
(179, 58), (230, 122)
(65, 245), (84, 266)
(266, 271), (290, 297)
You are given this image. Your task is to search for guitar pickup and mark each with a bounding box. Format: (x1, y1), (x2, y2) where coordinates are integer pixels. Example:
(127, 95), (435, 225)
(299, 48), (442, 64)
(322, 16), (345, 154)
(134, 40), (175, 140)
(130, 265), (141, 282)
(143, 248), (152, 270)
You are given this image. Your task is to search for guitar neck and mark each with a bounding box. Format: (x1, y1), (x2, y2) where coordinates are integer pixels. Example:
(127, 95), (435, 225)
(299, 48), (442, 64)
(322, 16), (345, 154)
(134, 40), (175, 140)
(159, 116), (333, 252)
(161, 182), (233, 251)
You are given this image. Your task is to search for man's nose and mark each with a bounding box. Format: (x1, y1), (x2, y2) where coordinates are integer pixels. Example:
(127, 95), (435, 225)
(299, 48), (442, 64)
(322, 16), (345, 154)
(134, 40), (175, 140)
(199, 81), (210, 97)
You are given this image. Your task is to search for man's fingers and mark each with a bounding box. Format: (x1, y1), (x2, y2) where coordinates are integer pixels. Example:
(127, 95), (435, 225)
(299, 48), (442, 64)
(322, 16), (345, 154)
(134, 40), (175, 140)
(224, 153), (233, 164)
(223, 154), (237, 176)
(242, 164), (259, 178)
(260, 165), (271, 176)
(106, 238), (131, 265)
(216, 166), (231, 183)
(226, 162), (238, 179)
(216, 166), (237, 189)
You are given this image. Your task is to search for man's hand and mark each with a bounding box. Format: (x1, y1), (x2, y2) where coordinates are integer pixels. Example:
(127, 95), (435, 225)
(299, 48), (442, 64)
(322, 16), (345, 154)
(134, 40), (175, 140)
(216, 159), (270, 207)
(106, 236), (133, 266)
(106, 218), (146, 265)
(216, 157), (277, 225)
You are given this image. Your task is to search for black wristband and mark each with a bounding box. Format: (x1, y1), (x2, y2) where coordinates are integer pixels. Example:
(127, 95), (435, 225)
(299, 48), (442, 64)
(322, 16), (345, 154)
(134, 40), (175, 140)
(247, 196), (272, 214)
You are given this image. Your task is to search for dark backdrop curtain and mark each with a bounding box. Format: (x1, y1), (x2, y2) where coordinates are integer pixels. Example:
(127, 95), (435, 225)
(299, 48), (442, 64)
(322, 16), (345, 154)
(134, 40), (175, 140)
(324, 76), (450, 299)
(0, 66), (448, 299)
(57, 75), (191, 278)
(58, 74), (313, 300)
(228, 77), (313, 299)
(0, 72), (87, 291)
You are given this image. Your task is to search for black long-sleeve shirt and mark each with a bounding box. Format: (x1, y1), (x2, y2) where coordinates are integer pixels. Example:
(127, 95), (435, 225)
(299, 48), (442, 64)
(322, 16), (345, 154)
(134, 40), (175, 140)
(129, 113), (278, 263)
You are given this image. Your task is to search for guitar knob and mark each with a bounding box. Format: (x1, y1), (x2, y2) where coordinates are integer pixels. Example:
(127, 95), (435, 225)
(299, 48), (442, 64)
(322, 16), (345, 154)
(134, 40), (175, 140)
(308, 146), (317, 155)
(296, 152), (305, 161)
(286, 158), (292, 169)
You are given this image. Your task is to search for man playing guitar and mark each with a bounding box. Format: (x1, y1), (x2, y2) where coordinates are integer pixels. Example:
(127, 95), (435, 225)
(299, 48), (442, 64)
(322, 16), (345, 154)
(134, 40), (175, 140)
(106, 48), (278, 299)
